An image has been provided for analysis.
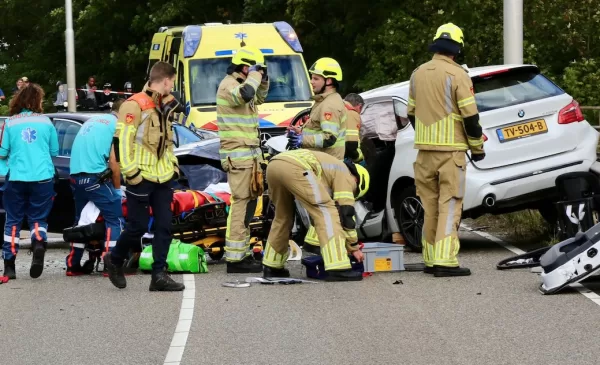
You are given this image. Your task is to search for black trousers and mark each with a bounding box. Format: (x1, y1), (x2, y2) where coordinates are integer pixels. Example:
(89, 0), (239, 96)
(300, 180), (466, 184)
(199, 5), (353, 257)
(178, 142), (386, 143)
(112, 179), (173, 275)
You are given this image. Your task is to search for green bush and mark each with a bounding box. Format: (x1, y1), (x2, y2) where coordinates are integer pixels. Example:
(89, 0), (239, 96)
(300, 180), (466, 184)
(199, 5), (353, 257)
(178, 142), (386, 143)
(0, 104), (8, 116)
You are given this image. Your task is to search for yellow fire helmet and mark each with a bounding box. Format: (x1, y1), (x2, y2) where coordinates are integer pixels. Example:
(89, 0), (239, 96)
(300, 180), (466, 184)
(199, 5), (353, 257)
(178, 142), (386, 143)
(355, 164), (370, 199)
(433, 23), (464, 46)
(309, 57), (343, 81)
(232, 46), (265, 67)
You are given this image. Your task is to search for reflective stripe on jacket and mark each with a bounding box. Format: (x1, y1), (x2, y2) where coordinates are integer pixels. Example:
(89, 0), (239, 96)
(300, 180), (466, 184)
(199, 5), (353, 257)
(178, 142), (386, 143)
(301, 90), (347, 160)
(216, 71), (269, 169)
(407, 54), (483, 153)
(115, 85), (179, 185)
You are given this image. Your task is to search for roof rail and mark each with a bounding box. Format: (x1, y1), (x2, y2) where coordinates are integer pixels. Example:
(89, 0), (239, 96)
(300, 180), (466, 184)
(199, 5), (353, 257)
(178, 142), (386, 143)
(204, 22), (223, 26)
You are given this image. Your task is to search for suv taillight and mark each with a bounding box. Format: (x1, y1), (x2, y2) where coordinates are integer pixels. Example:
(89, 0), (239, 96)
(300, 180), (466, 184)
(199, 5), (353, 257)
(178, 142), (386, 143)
(558, 100), (585, 124)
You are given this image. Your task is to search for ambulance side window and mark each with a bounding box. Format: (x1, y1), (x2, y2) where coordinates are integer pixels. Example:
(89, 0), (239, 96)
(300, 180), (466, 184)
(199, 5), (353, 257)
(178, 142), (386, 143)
(178, 61), (186, 105)
(169, 37), (181, 65)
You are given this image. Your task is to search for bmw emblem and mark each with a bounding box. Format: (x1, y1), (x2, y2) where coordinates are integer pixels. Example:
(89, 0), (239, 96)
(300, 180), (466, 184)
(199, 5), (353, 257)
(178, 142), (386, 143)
(518, 110), (525, 118)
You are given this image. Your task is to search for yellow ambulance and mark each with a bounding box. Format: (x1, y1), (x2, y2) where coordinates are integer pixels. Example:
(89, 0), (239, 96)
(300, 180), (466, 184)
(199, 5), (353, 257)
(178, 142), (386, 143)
(147, 22), (314, 134)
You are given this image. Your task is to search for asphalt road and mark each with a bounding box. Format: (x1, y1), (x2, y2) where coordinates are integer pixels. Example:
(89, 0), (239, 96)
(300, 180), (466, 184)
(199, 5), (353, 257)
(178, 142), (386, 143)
(2, 229), (600, 365)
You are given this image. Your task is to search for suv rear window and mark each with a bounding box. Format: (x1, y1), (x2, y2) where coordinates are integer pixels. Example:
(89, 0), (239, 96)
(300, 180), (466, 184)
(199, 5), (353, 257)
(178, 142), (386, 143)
(472, 67), (565, 113)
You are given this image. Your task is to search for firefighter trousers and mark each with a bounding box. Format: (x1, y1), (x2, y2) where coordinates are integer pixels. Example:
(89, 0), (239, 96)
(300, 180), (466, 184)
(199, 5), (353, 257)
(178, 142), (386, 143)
(263, 160), (351, 271)
(414, 150), (466, 268)
(224, 167), (258, 262)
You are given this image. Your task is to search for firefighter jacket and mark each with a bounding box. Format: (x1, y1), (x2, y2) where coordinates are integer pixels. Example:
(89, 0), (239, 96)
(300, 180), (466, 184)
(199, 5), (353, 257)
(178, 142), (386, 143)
(216, 70), (269, 170)
(301, 90), (347, 160)
(343, 101), (364, 162)
(272, 149), (359, 251)
(114, 85), (179, 186)
(407, 54), (484, 154)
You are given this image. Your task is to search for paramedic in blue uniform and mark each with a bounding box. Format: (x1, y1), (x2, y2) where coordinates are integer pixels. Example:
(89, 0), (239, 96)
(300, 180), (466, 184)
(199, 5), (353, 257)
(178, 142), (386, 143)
(66, 100), (124, 276)
(0, 83), (59, 280)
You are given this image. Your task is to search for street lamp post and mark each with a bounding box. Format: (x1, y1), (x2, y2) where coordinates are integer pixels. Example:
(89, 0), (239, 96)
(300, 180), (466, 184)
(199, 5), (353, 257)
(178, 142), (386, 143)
(65, 0), (77, 112)
(504, 0), (524, 64)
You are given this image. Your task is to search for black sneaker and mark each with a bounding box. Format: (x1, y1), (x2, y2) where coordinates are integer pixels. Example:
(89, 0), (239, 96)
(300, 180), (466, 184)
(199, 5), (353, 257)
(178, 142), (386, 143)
(103, 252), (127, 289)
(303, 243), (321, 255)
(226, 256), (262, 273)
(149, 271), (185, 292)
(424, 266), (435, 274)
(30, 242), (46, 279)
(263, 265), (290, 278)
(433, 265), (471, 277)
(66, 263), (93, 277)
(324, 269), (363, 282)
(3, 259), (16, 280)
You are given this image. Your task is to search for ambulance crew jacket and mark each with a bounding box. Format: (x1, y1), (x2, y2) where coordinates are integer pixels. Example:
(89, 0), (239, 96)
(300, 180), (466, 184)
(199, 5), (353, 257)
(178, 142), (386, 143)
(0, 109), (58, 279)
(217, 66), (269, 265)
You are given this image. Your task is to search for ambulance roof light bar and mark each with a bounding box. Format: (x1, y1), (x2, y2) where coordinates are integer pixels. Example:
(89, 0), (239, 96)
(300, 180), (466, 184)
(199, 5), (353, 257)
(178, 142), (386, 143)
(183, 25), (202, 58)
(273, 21), (303, 53)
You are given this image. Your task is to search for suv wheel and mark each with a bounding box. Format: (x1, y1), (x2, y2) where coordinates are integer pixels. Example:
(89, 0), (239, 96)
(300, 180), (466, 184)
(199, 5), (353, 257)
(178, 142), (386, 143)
(393, 185), (424, 252)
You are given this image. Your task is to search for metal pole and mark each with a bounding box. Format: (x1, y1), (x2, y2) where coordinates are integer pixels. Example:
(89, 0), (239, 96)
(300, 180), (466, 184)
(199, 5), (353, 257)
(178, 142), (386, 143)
(503, 0), (523, 64)
(65, 0), (77, 112)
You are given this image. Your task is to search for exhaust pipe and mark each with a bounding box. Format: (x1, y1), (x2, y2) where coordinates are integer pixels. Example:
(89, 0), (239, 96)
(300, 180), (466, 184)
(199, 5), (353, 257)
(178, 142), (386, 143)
(483, 194), (496, 208)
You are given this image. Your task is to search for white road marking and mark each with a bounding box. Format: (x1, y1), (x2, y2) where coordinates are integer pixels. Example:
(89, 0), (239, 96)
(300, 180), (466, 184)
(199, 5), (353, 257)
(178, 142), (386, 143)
(164, 274), (196, 365)
(461, 223), (600, 307)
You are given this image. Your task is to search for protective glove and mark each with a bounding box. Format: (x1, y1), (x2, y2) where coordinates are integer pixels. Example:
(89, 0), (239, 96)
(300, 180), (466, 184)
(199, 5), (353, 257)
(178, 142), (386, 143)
(287, 131), (303, 148)
(471, 152), (486, 162)
(248, 65), (262, 73)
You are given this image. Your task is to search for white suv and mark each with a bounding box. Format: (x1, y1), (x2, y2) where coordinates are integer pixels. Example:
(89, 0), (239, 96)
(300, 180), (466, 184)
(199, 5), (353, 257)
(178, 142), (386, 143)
(360, 64), (600, 250)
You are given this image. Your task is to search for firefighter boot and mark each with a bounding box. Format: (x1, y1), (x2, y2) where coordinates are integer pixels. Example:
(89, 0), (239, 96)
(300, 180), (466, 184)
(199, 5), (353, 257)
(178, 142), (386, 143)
(30, 241), (47, 279)
(324, 269), (363, 282)
(226, 256), (262, 274)
(433, 265), (471, 277)
(3, 259), (16, 280)
(103, 252), (127, 289)
(149, 271), (185, 292)
(263, 265), (290, 278)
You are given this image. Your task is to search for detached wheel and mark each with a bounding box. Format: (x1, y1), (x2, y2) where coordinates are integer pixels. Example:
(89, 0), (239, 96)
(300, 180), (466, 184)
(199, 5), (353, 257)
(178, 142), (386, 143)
(393, 185), (424, 252)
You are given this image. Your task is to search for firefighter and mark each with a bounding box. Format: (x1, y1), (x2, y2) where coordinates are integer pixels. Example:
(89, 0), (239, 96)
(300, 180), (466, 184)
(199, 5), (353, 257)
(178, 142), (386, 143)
(343, 93), (365, 164)
(104, 61), (185, 292)
(407, 23), (485, 277)
(66, 101), (124, 276)
(262, 149), (369, 281)
(0, 83), (59, 280)
(216, 46), (270, 273)
(288, 57), (348, 254)
(287, 57), (347, 160)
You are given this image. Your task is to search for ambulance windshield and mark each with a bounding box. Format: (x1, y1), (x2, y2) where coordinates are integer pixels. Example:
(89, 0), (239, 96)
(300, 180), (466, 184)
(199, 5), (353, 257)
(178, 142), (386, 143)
(189, 55), (312, 106)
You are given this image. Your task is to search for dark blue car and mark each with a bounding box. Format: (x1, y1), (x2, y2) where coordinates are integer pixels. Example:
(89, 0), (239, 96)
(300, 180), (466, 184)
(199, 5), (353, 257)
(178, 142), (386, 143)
(0, 112), (217, 232)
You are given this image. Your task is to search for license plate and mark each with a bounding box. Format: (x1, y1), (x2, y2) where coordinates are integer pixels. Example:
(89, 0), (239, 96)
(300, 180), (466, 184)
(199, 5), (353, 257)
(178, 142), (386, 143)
(496, 119), (548, 142)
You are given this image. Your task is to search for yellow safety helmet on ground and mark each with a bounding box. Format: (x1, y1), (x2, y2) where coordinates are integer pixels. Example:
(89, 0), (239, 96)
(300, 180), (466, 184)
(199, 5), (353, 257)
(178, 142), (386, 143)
(309, 57), (343, 81)
(232, 46), (265, 67)
(429, 23), (464, 55)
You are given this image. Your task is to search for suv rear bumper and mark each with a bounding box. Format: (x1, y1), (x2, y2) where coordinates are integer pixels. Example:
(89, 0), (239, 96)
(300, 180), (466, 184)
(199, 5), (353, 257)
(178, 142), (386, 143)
(463, 126), (599, 211)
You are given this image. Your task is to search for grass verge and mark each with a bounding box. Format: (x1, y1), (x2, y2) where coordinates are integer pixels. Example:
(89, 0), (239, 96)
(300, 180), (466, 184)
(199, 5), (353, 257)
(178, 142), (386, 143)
(471, 209), (560, 247)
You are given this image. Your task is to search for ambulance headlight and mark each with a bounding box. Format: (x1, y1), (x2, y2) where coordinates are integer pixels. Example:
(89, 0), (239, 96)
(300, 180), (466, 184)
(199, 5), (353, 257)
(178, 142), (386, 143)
(183, 25), (202, 58)
(273, 21), (303, 53)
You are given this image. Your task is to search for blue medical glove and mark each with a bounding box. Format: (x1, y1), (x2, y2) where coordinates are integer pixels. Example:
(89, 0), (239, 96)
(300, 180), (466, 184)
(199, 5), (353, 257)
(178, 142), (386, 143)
(249, 65), (262, 73)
